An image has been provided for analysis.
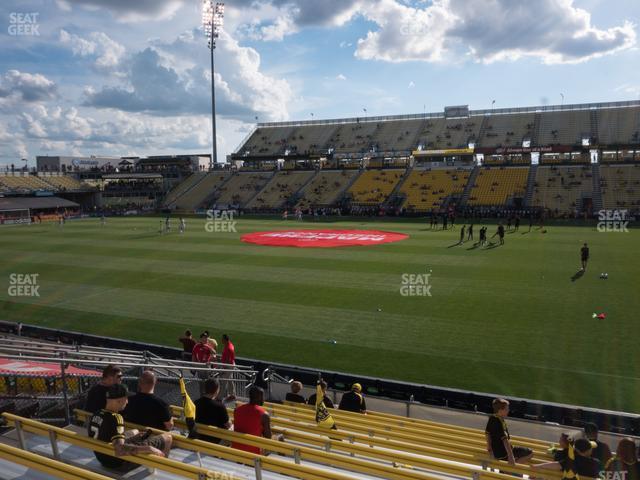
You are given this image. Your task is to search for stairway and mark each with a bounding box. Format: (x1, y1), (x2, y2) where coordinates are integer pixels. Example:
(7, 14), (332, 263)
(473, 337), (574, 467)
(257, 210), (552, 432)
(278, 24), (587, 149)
(286, 170), (320, 207)
(166, 173), (208, 209)
(476, 116), (489, 146)
(590, 110), (599, 145)
(591, 163), (603, 211)
(531, 113), (542, 146)
(523, 164), (538, 207)
(459, 166), (479, 206)
(384, 166), (413, 208)
(197, 173), (235, 210)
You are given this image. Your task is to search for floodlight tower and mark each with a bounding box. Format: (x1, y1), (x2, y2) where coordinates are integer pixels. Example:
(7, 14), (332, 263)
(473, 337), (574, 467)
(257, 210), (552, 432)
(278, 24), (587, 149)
(202, 1), (224, 168)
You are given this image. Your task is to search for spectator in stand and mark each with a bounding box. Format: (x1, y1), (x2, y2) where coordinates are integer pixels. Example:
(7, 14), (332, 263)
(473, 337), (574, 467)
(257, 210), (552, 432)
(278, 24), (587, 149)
(584, 422), (612, 465)
(178, 330), (196, 361)
(204, 330), (218, 352)
(123, 371), (173, 431)
(606, 438), (640, 480)
(220, 334), (236, 399)
(232, 386), (282, 454)
(89, 384), (172, 470)
(485, 398), (533, 466)
(307, 380), (334, 409)
(547, 432), (571, 461)
(85, 365), (123, 413)
(192, 332), (216, 364)
(285, 381), (306, 404)
(533, 438), (601, 479)
(194, 379), (232, 444)
(339, 383), (367, 414)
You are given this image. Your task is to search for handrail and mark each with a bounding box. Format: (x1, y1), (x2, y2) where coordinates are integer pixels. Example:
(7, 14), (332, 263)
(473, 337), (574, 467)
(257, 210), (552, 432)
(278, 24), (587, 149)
(74, 409), (446, 480)
(2, 413), (222, 480)
(168, 404), (562, 479)
(277, 400), (552, 448)
(264, 401), (551, 452)
(0, 442), (113, 480)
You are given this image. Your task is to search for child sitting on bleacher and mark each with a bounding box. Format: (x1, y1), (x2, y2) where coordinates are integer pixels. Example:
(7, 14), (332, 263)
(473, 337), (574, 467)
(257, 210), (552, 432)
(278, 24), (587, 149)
(485, 398), (533, 466)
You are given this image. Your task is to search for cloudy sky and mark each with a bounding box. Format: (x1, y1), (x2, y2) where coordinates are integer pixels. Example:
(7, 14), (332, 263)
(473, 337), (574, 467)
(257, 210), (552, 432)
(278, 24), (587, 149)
(0, 0), (639, 166)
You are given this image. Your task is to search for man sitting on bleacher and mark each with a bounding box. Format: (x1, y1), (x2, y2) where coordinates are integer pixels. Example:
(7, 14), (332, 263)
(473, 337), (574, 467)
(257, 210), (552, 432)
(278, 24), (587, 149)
(89, 384), (172, 470)
(307, 380), (334, 408)
(85, 364), (123, 413)
(123, 371), (173, 431)
(285, 381), (306, 404)
(339, 383), (367, 414)
(194, 379), (232, 444)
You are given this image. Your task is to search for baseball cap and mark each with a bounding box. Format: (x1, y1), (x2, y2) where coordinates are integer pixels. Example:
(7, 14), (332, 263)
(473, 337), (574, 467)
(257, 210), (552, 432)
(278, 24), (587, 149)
(106, 383), (129, 399)
(352, 383), (362, 392)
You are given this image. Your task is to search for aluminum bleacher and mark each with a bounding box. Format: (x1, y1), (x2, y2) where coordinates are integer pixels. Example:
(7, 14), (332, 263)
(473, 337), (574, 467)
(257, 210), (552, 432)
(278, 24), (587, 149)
(246, 170), (315, 210)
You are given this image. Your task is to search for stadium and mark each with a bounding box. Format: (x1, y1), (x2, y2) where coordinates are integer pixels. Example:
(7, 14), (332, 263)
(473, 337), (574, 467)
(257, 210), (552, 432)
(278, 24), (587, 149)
(1, 1), (640, 479)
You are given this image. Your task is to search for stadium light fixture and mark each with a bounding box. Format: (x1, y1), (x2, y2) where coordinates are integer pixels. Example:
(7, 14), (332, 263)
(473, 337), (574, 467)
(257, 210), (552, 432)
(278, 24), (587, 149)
(202, 1), (224, 169)
(560, 93), (565, 107)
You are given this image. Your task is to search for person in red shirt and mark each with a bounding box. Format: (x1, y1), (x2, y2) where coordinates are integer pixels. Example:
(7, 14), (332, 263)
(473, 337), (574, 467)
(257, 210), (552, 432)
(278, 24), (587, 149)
(192, 332), (215, 364)
(220, 334), (236, 399)
(221, 334), (235, 365)
(232, 386), (276, 455)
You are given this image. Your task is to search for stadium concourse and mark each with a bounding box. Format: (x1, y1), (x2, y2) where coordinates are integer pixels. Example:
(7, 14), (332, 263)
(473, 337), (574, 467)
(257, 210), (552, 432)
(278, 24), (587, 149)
(0, 331), (632, 480)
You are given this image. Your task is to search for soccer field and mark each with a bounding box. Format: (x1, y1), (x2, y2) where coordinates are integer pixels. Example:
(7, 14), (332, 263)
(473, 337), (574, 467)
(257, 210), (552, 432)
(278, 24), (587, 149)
(0, 216), (638, 412)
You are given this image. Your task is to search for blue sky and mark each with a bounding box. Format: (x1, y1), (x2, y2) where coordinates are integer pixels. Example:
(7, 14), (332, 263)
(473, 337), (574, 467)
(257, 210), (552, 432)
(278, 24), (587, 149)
(0, 0), (638, 165)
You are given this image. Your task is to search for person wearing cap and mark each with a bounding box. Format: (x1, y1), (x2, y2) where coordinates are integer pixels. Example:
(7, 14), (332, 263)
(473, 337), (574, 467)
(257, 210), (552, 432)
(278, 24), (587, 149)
(88, 384), (172, 470)
(533, 438), (601, 480)
(285, 381), (306, 404)
(192, 332), (216, 364)
(85, 364), (123, 413)
(339, 383), (367, 414)
(584, 422), (612, 465)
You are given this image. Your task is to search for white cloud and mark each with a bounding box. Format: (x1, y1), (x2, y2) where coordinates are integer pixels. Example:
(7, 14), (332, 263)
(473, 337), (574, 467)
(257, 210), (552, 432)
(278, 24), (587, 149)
(83, 29), (293, 122)
(228, 0), (636, 64)
(59, 30), (126, 71)
(56, 0), (185, 22)
(0, 70), (57, 111)
(336, 74), (347, 81)
(408, 81), (415, 88)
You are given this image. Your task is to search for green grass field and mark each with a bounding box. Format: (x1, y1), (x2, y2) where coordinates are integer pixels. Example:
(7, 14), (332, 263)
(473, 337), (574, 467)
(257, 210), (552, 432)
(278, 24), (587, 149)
(0, 216), (638, 412)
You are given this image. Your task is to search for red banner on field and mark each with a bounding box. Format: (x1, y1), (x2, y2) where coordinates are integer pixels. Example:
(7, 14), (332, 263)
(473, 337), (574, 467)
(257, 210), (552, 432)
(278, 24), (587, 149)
(241, 229), (409, 248)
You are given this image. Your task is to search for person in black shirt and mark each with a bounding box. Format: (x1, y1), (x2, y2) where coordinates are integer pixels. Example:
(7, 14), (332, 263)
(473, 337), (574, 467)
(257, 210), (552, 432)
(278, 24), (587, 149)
(485, 398), (533, 466)
(285, 381), (306, 404)
(606, 438), (640, 480)
(584, 423), (612, 465)
(581, 243), (590, 271)
(307, 380), (334, 409)
(194, 379), (231, 443)
(123, 371), (173, 431)
(533, 438), (601, 479)
(178, 330), (196, 361)
(491, 223), (505, 245)
(88, 384), (171, 470)
(339, 383), (367, 414)
(548, 432), (571, 461)
(85, 365), (123, 413)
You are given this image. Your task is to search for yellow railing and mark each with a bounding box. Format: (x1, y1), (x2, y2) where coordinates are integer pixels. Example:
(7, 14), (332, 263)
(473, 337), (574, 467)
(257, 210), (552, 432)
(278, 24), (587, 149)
(0, 442), (112, 480)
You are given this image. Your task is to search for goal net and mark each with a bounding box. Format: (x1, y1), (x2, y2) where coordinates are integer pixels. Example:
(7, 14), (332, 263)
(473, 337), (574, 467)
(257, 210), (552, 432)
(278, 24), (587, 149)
(0, 208), (31, 225)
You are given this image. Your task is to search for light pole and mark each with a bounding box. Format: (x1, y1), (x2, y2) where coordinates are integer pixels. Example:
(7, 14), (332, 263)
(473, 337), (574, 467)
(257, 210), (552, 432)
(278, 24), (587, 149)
(202, 1), (224, 169)
(560, 93), (564, 107)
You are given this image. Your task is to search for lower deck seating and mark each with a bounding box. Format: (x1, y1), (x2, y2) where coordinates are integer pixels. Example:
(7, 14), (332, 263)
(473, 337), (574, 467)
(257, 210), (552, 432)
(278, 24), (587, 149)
(467, 167), (529, 206)
(0, 174), (54, 192)
(347, 169), (404, 204)
(246, 171), (315, 210)
(173, 172), (230, 211)
(400, 169), (471, 212)
(296, 170), (359, 209)
(163, 173), (207, 206)
(600, 164), (640, 210)
(213, 172), (273, 208)
(531, 165), (593, 214)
